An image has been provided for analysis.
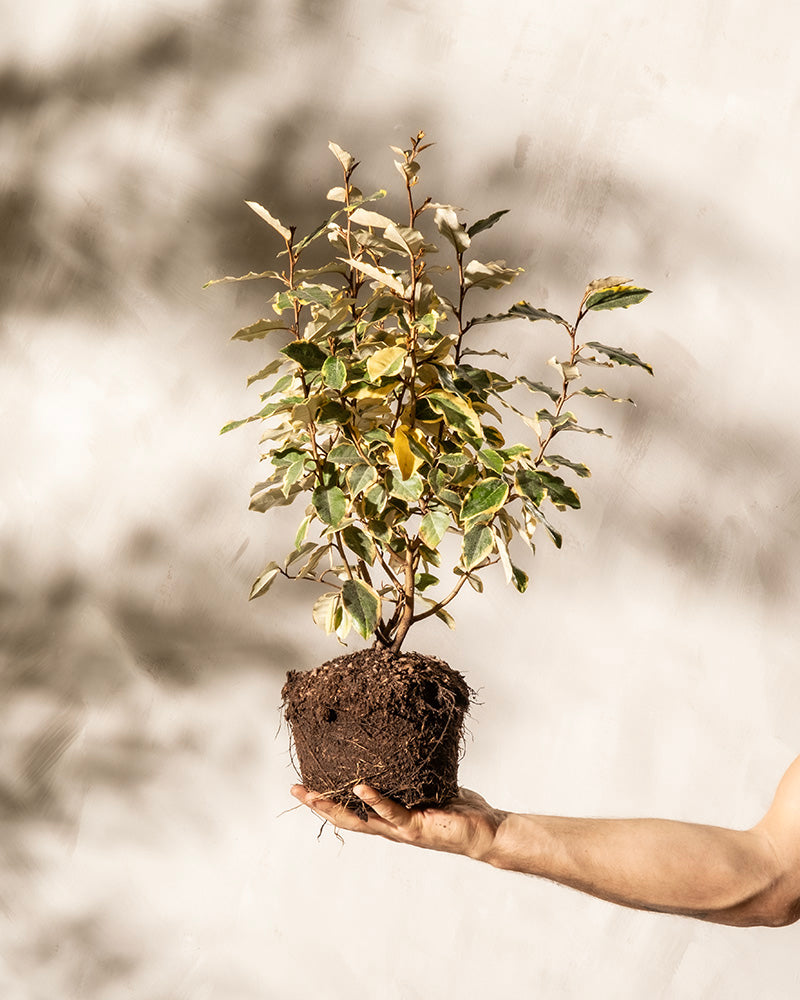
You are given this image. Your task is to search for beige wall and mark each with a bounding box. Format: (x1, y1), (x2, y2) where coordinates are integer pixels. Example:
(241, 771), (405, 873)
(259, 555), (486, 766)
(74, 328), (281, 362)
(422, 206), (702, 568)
(2, 1), (799, 996)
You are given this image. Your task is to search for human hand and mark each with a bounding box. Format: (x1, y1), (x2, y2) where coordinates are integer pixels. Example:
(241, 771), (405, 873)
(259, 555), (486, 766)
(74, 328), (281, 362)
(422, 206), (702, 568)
(290, 783), (507, 863)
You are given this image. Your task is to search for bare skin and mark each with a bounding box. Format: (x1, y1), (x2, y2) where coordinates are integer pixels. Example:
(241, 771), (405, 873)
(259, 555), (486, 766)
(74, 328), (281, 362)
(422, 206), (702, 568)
(291, 755), (800, 928)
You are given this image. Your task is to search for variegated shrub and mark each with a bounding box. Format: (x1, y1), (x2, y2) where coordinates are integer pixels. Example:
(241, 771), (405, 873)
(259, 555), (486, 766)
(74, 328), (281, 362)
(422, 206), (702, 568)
(210, 132), (652, 652)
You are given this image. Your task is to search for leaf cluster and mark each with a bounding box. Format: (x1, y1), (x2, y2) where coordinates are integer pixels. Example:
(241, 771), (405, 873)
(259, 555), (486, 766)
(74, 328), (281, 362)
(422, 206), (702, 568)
(210, 132), (653, 651)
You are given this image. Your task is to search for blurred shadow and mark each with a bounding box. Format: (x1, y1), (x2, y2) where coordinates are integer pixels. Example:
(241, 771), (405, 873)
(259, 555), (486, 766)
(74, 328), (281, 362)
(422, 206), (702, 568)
(0, 0), (339, 321)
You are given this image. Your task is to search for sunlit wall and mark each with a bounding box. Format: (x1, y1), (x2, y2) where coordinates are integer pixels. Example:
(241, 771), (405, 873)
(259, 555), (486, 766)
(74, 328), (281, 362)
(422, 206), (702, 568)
(2, 1), (799, 997)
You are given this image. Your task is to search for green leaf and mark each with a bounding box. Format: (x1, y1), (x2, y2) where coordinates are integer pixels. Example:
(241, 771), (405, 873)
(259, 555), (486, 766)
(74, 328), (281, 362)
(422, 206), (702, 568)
(312, 591), (343, 634)
(530, 507), (562, 549)
(347, 463), (378, 497)
(383, 223), (433, 257)
(497, 444), (531, 462)
(328, 442), (361, 464)
(542, 454), (591, 478)
(367, 517), (391, 545)
(342, 525), (377, 565)
(415, 572), (439, 592)
(424, 390), (482, 439)
(317, 401), (351, 425)
(387, 470), (424, 502)
(515, 469), (546, 506)
(204, 269), (283, 288)
(460, 478), (509, 523)
(478, 448), (504, 474)
(297, 544), (332, 579)
(249, 562), (281, 600)
(367, 346), (406, 382)
(284, 541), (318, 571)
(282, 457), (308, 496)
(294, 515), (312, 548)
(291, 284), (335, 308)
(312, 486), (346, 526)
(419, 507), (450, 548)
(295, 262), (351, 281)
(246, 359), (285, 387)
(432, 485), (462, 515)
(582, 342), (654, 376)
(583, 285), (652, 312)
(322, 356), (347, 390)
(583, 275), (631, 296)
(245, 201), (291, 240)
(467, 209), (509, 238)
(576, 387), (634, 404)
(461, 347), (510, 360)
(468, 312), (523, 328)
(232, 318), (292, 342)
(437, 452), (469, 469)
(363, 428), (393, 446)
(435, 606), (456, 629)
(341, 579), (381, 640)
(463, 260), (522, 290)
(511, 566), (528, 593)
(458, 568), (484, 593)
(220, 416), (253, 435)
(260, 373), (294, 402)
(249, 484), (302, 512)
(537, 471), (581, 509)
(345, 258), (405, 296)
(507, 301), (570, 328)
(394, 159), (420, 183)
(281, 340), (329, 371)
(548, 357), (581, 382)
(363, 482), (387, 516)
(493, 526), (513, 584)
(518, 377), (561, 403)
(461, 524), (494, 571)
(434, 206), (470, 253)
(293, 219), (331, 253)
(349, 206), (395, 228)
(328, 141), (356, 173)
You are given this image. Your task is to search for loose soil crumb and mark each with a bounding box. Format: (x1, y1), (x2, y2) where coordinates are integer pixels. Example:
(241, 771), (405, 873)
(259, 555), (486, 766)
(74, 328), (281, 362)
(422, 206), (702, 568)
(282, 647), (472, 820)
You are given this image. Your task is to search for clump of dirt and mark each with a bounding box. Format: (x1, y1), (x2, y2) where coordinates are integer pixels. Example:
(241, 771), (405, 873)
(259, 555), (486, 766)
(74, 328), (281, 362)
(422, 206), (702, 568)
(282, 647), (472, 820)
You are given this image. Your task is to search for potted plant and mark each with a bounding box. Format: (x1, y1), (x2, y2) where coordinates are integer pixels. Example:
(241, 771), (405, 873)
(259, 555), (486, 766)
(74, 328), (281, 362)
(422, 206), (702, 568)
(208, 131), (652, 819)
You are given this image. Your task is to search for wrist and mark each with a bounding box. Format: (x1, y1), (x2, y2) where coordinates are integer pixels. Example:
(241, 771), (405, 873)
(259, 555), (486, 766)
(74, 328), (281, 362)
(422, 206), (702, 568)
(480, 811), (543, 873)
(472, 808), (517, 867)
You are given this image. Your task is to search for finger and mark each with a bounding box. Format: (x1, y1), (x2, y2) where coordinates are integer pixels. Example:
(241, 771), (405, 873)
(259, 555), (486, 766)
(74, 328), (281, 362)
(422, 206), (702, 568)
(353, 785), (411, 827)
(291, 785), (376, 834)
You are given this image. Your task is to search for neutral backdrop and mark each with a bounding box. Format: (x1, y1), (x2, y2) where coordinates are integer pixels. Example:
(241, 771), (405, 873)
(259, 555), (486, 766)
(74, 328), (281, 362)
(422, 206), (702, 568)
(2, 1), (799, 997)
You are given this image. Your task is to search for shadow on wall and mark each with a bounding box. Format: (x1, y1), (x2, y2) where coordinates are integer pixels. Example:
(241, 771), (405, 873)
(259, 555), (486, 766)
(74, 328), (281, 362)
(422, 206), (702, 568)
(0, 523), (294, 907)
(0, 0), (340, 321)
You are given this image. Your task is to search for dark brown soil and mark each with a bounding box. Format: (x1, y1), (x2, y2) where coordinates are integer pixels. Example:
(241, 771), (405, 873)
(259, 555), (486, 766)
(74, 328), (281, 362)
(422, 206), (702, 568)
(282, 647), (472, 820)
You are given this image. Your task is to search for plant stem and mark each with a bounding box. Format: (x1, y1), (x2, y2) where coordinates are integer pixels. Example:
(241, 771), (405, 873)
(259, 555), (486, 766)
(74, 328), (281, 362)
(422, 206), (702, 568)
(389, 543), (418, 652)
(533, 322), (579, 466)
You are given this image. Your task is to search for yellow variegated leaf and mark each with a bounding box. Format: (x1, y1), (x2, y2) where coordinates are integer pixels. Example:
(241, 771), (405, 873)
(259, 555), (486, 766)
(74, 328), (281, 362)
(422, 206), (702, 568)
(367, 346), (406, 382)
(351, 382), (395, 401)
(424, 390), (482, 439)
(393, 425), (422, 479)
(584, 276), (630, 297)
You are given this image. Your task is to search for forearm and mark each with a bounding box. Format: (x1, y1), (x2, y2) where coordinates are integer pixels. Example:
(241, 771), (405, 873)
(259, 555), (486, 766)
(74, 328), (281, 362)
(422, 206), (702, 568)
(483, 812), (786, 926)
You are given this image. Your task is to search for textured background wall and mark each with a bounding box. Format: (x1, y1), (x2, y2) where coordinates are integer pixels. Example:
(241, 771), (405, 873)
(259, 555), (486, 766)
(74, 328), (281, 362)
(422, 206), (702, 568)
(2, 1), (799, 996)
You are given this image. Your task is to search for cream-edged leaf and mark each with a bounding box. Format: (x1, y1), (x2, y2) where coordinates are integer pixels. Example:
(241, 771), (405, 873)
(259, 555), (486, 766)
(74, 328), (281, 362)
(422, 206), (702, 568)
(245, 201), (292, 240)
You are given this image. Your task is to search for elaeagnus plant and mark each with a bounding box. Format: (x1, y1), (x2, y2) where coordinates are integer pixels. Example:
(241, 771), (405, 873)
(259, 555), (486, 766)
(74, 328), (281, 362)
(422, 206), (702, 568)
(209, 131), (652, 654)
